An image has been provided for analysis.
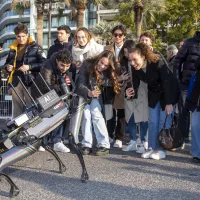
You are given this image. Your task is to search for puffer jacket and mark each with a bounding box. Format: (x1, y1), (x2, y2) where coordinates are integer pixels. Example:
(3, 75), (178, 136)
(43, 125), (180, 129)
(4, 37), (46, 86)
(174, 31), (200, 88)
(47, 39), (73, 59)
(32, 52), (76, 98)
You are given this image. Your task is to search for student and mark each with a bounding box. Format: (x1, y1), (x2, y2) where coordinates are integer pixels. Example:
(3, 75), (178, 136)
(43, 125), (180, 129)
(128, 43), (179, 160)
(76, 50), (120, 156)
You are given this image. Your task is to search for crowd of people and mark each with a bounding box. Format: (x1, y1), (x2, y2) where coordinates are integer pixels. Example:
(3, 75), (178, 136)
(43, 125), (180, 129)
(2, 23), (200, 161)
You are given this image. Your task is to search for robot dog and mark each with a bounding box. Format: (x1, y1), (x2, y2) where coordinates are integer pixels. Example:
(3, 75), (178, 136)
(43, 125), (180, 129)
(0, 74), (88, 197)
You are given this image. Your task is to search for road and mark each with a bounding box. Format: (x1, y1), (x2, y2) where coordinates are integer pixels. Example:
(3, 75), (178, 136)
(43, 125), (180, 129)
(1, 141), (200, 200)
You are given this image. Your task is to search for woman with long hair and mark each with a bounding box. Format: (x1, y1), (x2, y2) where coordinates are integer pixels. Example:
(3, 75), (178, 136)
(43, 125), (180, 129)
(127, 43), (179, 160)
(118, 40), (149, 153)
(76, 50), (120, 156)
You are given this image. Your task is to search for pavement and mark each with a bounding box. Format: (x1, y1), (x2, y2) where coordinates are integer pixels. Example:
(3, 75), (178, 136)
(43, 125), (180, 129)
(0, 120), (200, 200)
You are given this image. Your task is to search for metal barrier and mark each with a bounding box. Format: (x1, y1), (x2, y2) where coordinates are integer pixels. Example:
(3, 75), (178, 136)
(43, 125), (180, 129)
(0, 78), (13, 119)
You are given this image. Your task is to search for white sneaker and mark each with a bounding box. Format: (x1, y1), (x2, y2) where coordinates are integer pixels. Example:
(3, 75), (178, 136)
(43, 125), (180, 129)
(141, 149), (153, 159)
(54, 141), (70, 153)
(38, 146), (45, 152)
(122, 140), (136, 151)
(143, 141), (148, 150)
(113, 139), (122, 148)
(136, 144), (146, 154)
(150, 150), (166, 160)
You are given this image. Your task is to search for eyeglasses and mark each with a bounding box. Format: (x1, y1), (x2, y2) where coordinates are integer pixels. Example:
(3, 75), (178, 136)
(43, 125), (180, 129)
(114, 33), (123, 38)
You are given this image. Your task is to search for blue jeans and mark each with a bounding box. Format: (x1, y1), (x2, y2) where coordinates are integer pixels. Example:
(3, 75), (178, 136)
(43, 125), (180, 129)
(81, 99), (110, 149)
(149, 102), (173, 150)
(126, 114), (148, 142)
(191, 109), (200, 158)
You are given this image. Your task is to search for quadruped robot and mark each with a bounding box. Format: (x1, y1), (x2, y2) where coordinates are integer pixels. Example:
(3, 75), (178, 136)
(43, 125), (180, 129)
(0, 73), (88, 197)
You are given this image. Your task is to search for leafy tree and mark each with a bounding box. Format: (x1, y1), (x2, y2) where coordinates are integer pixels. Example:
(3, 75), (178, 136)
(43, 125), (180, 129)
(155, 0), (200, 45)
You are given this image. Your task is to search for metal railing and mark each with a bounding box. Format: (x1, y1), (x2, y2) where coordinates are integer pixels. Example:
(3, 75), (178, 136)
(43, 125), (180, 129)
(0, 78), (13, 119)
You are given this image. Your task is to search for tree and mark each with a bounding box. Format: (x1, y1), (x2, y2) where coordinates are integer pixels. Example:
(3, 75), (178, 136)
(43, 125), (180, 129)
(155, 0), (200, 45)
(104, 0), (165, 39)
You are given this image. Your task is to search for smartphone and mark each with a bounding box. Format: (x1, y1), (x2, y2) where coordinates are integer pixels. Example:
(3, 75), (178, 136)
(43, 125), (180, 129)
(0, 42), (4, 48)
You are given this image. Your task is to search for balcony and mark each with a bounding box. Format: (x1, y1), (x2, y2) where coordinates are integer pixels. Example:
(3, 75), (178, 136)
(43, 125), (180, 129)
(0, 0), (11, 15)
(0, 10), (30, 29)
(97, 5), (118, 21)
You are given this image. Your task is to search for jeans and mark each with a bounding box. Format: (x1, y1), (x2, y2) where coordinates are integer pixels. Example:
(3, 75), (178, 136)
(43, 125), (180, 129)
(191, 109), (200, 158)
(178, 88), (190, 140)
(149, 102), (173, 150)
(81, 99), (110, 149)
(126, 114), (148, 142)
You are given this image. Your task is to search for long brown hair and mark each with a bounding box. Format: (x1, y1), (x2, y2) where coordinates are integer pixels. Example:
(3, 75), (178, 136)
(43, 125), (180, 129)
(87, 50), (121, 95)
(130, 43), (160, 63)
(73, 27), (92, 46)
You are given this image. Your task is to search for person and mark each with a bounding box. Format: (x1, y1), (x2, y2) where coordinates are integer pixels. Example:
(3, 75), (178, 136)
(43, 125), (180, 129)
(119, 40), (149, 153)
(72, 27), (104, 144)
(105, 25), (129, 148)
(34, 50), (76, 153)
(72, 27), (103, 70)
(174, 31), (200, 142)
(75, 50), (121, 156)
(47, 25), (72, 59)
(186, 56), (200, 162)
(128, 43), (179, 160)
(4, 23), (46, 118)
(166, 44), (178, 73)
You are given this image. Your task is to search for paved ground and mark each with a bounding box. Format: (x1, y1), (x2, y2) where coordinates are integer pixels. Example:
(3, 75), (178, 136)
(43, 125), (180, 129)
(1, 120), (200, 200)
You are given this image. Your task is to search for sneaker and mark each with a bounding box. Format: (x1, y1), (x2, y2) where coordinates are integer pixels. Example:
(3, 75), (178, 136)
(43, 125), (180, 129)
(54, 141), (70, 153)
(136, 144), (146, 154)
(141, 149), (153, 159)
(143, 141), (148, 150)
(38, 146), (45, 152)
(95, 147), (109, 156)
(113, 139), (122, 148)
(122, 140), (136, 151)
(82, 147), (92, 155)
(150, 150), (166, 160)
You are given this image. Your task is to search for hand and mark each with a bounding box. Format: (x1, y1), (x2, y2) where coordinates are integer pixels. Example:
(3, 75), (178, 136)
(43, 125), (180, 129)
(88, 89), (101, 98)
(119, 72), (129, 81)
(18, 65), (30, 72)
(126, 88), (135, 99)
(0, 47), (2, 52)
(165, 104), (173, 115)
(7, 65), (14, 72)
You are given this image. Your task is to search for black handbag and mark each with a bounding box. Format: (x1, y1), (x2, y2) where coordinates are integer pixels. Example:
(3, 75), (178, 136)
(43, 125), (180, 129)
(158, 114), (184, 150)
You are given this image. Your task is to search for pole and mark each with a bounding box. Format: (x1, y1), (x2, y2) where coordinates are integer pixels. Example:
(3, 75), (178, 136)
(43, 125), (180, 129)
(48, 0), (52, 48)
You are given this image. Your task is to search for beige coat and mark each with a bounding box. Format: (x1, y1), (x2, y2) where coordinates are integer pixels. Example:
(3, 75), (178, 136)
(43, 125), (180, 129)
(124, 80), (149, 123)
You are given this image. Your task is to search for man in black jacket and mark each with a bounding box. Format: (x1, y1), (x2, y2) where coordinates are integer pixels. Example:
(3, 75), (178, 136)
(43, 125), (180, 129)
(47, 25), (72, 59)
(36, 50), (76, 153)
(174, 31), (200, 141)
(4, 23), (46, 118)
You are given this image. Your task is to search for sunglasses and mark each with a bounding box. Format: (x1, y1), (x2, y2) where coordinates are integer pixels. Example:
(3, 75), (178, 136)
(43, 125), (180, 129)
(114, 33), (123, 38)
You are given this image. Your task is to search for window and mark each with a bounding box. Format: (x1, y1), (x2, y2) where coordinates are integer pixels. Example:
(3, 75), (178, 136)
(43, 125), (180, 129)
(43, 21), (48, 29)
(43, 34), (48, 46)
(58, 16), (66, 26)
(52, 17), (58, 28)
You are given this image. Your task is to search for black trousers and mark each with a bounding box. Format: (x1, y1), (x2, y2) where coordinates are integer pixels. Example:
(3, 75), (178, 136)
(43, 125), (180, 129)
(107, 109), (125, 141)
(178, 88), (190, 140)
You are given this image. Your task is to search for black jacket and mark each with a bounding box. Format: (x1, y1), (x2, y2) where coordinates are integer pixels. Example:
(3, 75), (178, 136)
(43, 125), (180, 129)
(4, 38), (46, 87)
(32, 53), (76, 98)
(75, 60), (115, 105)
(134, 60), (180, 110)
(47, 39), (73, 59)
(174, 31), (200, 88)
